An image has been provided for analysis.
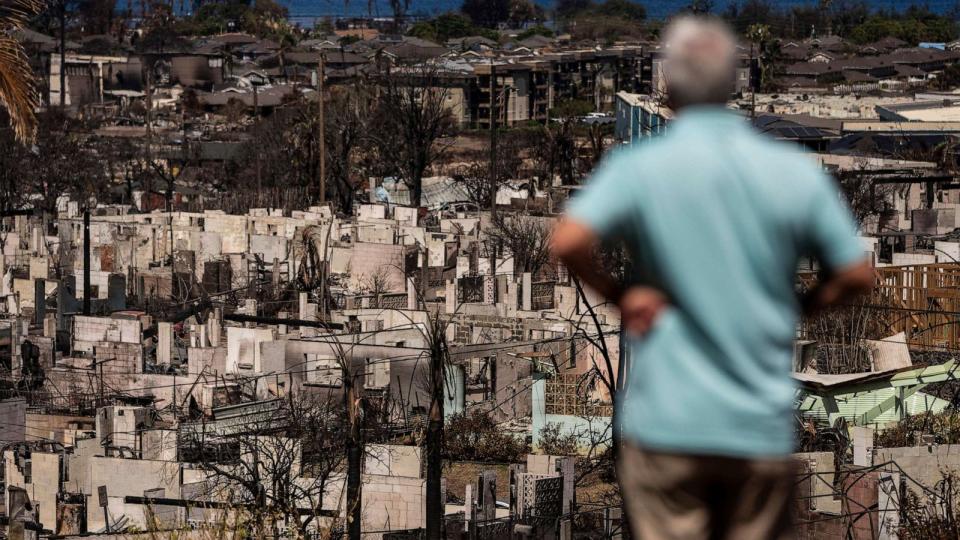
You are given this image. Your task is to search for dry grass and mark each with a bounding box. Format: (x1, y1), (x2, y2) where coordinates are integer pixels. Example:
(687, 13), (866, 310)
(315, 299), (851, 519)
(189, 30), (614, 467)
(444, 460), (512, 501)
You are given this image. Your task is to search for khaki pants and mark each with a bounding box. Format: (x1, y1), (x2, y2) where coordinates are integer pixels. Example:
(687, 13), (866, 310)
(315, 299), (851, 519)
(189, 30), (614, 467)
(618, 444), (796, 540)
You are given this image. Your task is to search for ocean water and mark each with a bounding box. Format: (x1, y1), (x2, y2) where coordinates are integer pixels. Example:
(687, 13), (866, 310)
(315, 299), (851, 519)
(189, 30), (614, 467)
(276, 0), (959, 23)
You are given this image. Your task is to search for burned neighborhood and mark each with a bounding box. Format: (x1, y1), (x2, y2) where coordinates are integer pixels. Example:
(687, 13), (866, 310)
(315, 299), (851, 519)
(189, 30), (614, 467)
(7, 1), (960, 539)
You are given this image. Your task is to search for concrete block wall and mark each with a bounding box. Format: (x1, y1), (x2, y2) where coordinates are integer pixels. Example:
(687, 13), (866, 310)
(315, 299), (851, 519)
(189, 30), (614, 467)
(25, 413), (95, 445)
(890, 252), (937, 267)
(4, 450), (61, 530)
(334, 242), (405, 292)
(84, 457), (182, 532)
(72, 316), (142, 353)
(365, 445), (422, 478)
(794, 464), (880, 540)
(90, 342), (143, 374)
(360, 473), (426, 536)
(794, 451), (841, 514)
(876, 444), (960, 500)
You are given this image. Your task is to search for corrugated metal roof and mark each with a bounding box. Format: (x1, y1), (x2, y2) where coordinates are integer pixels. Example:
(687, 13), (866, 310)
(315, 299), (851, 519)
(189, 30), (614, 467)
(798, 388), (950, 428)
(380, 176), (470, 208)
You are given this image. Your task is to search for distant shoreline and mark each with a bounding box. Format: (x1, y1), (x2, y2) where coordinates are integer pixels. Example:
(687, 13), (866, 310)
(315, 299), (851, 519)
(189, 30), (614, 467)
(120, 0), (960, 26)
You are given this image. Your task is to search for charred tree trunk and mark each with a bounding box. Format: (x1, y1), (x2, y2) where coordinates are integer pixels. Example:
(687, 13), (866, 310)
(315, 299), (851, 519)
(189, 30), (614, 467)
(425, 336), (446, 540)
(345, 372), (362, 540)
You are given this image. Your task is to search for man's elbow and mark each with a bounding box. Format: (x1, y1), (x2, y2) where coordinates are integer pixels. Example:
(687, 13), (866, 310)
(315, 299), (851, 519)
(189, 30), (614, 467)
(549, 222), (593, 264)
(838, 260), (875, 297)
(549, 236), (577, 263)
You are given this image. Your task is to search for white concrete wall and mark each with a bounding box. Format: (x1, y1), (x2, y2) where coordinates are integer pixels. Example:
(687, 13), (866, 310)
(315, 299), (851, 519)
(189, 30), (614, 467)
(225, 327), (275, 373)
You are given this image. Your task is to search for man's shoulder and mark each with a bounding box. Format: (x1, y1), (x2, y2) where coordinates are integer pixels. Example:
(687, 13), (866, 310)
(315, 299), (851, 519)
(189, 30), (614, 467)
(609, 137), (676, 168)
(744, 130), (819, 166)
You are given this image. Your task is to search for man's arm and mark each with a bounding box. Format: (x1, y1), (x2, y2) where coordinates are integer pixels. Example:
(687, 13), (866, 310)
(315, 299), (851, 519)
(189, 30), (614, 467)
(801, 260), (874, 316)
(550, 219), (667, 336)
(550, 220), (623, 303)
(799, 167), (875, 316)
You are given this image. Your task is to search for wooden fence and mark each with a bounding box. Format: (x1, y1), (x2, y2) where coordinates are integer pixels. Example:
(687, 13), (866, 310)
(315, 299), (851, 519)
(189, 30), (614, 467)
(800, 263), (960, 351)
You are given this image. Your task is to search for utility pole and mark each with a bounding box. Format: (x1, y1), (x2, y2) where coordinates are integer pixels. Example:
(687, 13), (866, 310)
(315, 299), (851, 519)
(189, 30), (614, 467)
(256, 150), (262, 194)
(318, 53), (326, 204)
(98, 359), (104, 407)
(488, 64), (498, 215)
(82, 208), (90, 315)
(420, 246), (428, 306)
(424, 320), (447, 540)
(145, 63), (153, 166)
(59, 0), (66, 108)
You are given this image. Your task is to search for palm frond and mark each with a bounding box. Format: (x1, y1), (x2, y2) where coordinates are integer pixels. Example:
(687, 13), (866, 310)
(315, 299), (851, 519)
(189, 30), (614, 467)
(0, 0), (43, 28)
(0, 0), (41, 143)
(0, 37), (38, 142)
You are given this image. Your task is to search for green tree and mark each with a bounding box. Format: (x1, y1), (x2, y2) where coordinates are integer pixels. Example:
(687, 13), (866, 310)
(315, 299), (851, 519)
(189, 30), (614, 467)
(849, 11), (958, 45)
(516, 25), (554, 40)
(555, 0), (592, 19)
(461, 0), (511, 27)
(408, 12), (480, 42)
(593, 0), (645, 20)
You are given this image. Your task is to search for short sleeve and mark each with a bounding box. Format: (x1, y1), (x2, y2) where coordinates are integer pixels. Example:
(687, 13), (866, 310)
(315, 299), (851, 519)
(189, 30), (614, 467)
(804, 170), (865, 272)
(565, 151), (637, 240)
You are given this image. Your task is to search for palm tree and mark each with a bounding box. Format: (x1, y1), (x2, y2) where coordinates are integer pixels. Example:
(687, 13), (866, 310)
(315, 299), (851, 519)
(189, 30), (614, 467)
(0, 0), (41, 142)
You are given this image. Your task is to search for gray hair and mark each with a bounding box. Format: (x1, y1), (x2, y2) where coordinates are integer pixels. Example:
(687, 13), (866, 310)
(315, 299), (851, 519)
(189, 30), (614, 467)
(662, 16), (737, 108)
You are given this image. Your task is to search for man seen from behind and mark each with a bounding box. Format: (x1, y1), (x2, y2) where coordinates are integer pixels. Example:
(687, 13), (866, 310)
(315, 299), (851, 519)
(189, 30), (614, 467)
(550, 16), (875, 540)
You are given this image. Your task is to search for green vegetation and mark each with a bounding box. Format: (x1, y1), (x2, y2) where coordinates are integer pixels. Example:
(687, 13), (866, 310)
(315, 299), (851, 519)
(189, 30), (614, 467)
(875, 410), (960, 448)
(516, 24), (554, 40)
(850, 6), (958, 44)
(460, 0), (543, 28)
(538, 422), (579, 456)
(556, 0), (646, 21)
(407, 12), (498, 43)
(720, 0), (957, 44)
(555, 0), (646, 43)
(445, 410), (528, 462)
(550, 99), (594, 119)
(168, 0), (291, 38)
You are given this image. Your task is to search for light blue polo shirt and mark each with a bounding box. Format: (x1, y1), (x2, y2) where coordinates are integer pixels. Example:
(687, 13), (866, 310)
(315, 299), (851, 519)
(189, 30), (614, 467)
(566, 107), (864, 458)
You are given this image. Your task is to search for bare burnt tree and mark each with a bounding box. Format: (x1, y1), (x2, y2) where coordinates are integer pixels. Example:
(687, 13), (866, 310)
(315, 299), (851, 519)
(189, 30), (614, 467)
(835, 170), (898, 226)
(373, 64), (456, 208)
(0, 125), (31, 255)
(235, 102), (321, 189)
(230, 87), (374, 214)
(486, 212), (553, 277)
(182, 391), (349, 538)
(454, 132), (524, 210)
(324, 81), (377, 213)
(801, 298), (888, 374)
(26, 113), (107, 220)
(530, 119), (580, 188)
(384, 291), (455, 540)
(422, 308), (450, 540)
(362, 265), (394, 303)
(91, 135), (154, 207)
(583, 119), (613, 171)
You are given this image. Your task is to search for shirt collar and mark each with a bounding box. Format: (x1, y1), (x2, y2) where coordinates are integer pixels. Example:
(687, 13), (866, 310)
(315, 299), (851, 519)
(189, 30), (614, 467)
(671, 106), (747, 131)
